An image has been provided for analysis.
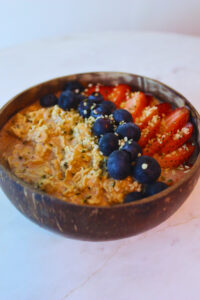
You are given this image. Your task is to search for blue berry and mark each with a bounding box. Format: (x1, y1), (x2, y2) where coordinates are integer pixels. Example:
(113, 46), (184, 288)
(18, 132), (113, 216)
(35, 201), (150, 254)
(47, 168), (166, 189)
(116, 123), (141, 141)
(91, 100), (116, 118)
(99, 133), (119, 156)
(58, 90), (78, 110)
(107, 150), (131, 180)
(113, 109), (133, 124)
(64, 81), (84, 92)
(92, 118), (114, 137)
(132, 156), (161, 184)
(101, 100), (116, 113)
(78, 100), (95, 118)
(88, 92), (104, 104)
(124, 191), (144, 203)
(40, 94), (58, 107)
(75, 93), (86, 105)
(122, 141), (142, 161)
(144, 182), (168, 196)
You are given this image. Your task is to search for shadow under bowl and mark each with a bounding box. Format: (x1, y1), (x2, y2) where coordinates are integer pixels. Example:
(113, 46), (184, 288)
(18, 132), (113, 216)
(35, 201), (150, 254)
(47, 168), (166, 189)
(0, 72), (200, 241)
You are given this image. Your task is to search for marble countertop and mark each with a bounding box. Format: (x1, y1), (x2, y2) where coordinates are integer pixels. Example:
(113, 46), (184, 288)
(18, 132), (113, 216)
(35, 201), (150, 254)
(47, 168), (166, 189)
(0, 31), (200, 300)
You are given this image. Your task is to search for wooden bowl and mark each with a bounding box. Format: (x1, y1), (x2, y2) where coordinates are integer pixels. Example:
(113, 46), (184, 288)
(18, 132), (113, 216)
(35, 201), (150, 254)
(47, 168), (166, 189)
(0, 72), (200, 241)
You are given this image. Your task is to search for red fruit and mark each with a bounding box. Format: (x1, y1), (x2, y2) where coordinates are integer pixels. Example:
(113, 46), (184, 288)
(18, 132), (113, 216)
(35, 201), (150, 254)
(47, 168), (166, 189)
(135, 106), (158, 129)
(138, 115), (161, 148)
(122, 91), (148, 119)
(143, 107), (190, 155)
(109, 84), (131, 106)
(156, 102), (172, 116)
(154, 143), (195, 168)
(161, 123), (193, 154)
(160, 107), (189, 134)
(85, 85), (113, 100)
(146, 94), (160, 106)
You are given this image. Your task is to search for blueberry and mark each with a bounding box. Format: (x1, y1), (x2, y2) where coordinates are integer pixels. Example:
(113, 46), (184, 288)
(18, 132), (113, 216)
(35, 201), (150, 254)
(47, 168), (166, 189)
(116, 123), (141, 141)
(113, 109), (133, 124)
(78, 100), (95, 118)
(124, 191), (144, 203)
(64, 80), (84, 93)
(40, 94), (58, 107)
(132, 156), (161, 184)
(58, 90), (79, 110)
(122, 141), (142, 161)
(75, 93), (86, 105)
(88, 92), (104, 104)
(92, 117), (114, 137)
(101, 100), (116, 113)
(99, 133), (119, 156)
(91, 100), (116, 118)
(144, 182), (168, 196)
(107, 150), (131, 180)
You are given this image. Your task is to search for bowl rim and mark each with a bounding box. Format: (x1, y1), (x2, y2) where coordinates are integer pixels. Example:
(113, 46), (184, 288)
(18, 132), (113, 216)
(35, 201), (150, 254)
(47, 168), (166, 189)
(0, 71), (200, 209)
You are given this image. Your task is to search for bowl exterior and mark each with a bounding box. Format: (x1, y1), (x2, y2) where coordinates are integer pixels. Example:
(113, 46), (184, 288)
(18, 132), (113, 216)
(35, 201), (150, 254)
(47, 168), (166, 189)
(0, 72), (200, 241)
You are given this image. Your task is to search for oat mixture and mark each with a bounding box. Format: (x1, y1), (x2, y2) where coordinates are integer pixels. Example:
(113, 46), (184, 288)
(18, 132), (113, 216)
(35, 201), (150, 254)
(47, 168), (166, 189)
(0, 102), (141, 206)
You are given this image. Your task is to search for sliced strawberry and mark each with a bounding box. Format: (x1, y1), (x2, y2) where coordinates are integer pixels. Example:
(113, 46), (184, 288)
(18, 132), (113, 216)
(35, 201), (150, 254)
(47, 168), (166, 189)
(146, 94), (160, 106)
(156, 102), (172, 116)
(109, 84), (131, 106)
(143, 107), (190, 155)
(122, 91), (148, 120)
(85, 85), (113, 99)
(154, 143), (195, 168)
(160, 107), (189, 134)
(98, 86), (113, 99)
(135, 105), (158, 129)
(143, 133), (172, 156)
(161, 123), (194, 154)
(84, 86), (96, 96)
(139, 115), (161, 148)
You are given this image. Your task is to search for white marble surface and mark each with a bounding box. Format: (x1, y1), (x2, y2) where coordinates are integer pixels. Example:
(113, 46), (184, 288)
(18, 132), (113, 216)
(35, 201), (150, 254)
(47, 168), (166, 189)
(0, 31), (200, 300)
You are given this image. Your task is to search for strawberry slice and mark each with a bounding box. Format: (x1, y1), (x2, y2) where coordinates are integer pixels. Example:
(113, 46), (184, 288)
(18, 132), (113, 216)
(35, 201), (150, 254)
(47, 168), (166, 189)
(85, 85), (113, 100)
(143, 107), (190, 155)
(109, 84), (131, 106)
(156, 102), (172, 116)
(122, 91), (148, 120)
(154, 143), (195, 168)
(160, 107), (189, 134)
(138, 115), (161, 148)
(161, 123), (193, 154)
(135, 106), (158, 129)
(146, 94), (160, 106)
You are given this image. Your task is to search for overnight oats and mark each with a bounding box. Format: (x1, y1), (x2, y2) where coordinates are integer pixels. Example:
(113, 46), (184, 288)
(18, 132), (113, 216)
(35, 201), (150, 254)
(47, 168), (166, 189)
(0, 81), (195, 206)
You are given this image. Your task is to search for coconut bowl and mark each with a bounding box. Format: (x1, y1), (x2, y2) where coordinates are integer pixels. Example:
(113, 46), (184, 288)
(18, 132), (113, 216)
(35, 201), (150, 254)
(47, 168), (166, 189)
(0, 72), (200, 241)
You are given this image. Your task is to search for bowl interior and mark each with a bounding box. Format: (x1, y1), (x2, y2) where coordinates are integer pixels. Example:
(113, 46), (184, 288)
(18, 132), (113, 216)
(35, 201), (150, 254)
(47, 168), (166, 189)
(0, 72), (200, 205)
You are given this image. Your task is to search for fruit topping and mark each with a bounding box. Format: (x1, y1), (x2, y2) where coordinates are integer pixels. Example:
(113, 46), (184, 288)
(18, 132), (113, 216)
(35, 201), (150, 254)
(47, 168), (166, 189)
(78, 100), (95, 118)
(116, 122), (141, 141)
(92, 117), (114, 137)
(88, 92), (104, 104)
(132, 156), (161, 184)
(109, 84), (131, 106)
(154, 143), (195, 168)
(122, 91), (148, 119)
(122, 141), (142, 161)
(99, 133), (119, 156)
(144, 182), (168, 196)
(40, 94), (58, 107)
(107, 150), (131, 180)
(58, 90), (78, 110)
(90, 100), (116, 118)
(113, 109), (133, 124)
